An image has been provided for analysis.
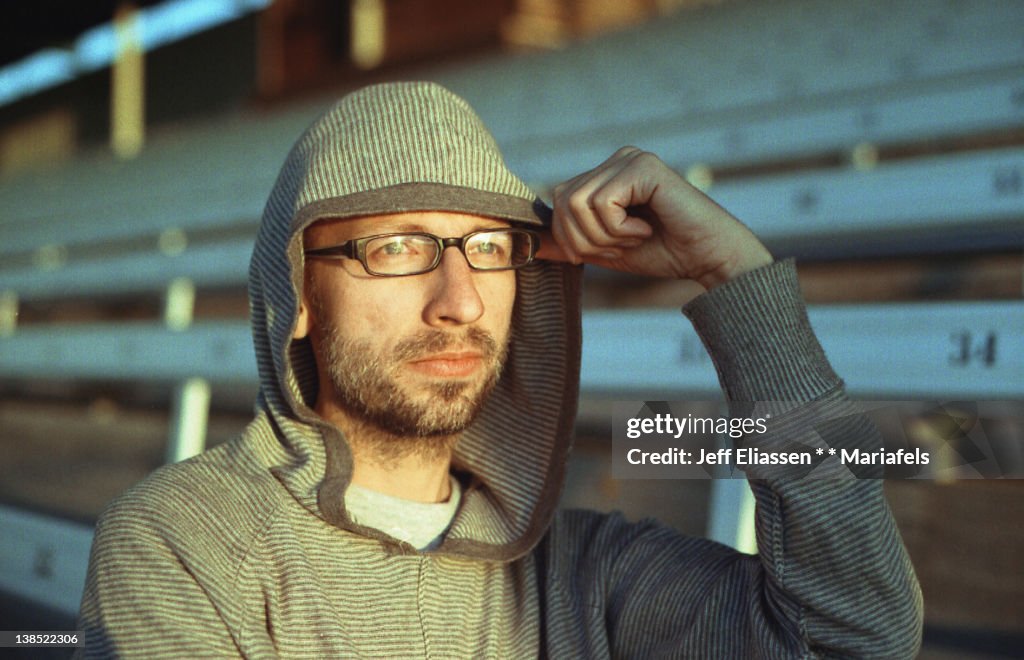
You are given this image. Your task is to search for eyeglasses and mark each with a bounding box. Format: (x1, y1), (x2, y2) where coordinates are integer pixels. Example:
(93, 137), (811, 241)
(303, 228), (539, 277)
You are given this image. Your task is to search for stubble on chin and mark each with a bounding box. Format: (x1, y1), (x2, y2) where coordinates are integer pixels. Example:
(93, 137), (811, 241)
(317, 323), (507, 465)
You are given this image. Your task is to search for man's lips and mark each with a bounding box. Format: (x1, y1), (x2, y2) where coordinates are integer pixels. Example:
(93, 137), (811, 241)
(407, 352), (484, 377)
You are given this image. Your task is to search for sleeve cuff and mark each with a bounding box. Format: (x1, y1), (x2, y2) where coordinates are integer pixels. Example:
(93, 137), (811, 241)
(681, 258), (840, 403)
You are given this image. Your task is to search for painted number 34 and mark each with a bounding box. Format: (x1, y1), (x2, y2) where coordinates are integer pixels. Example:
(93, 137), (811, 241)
(949, 331), (998, 367)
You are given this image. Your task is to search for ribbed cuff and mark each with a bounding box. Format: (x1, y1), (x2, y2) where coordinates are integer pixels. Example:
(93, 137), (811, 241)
(681, 259), (839, 403)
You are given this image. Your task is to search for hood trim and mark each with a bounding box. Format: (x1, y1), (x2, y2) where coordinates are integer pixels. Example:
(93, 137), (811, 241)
(292, 182), (552, 236)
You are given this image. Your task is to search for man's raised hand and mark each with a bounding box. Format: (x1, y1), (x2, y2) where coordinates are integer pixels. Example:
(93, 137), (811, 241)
(537, 147), (773, 290)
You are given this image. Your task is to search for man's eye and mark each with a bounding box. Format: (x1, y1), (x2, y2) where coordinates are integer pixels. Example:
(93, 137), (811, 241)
(381, 239), (411, 255)
(468, 234), (511, 257)
(371, 236), (428, 258)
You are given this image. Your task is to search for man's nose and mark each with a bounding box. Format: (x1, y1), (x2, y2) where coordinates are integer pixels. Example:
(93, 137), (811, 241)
(422, 247), (485, 326)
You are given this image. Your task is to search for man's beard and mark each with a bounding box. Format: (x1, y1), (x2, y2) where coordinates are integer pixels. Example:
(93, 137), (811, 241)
(318, 322), (508, 459)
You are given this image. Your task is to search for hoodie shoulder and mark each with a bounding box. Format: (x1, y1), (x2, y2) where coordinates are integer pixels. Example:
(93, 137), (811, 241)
(79, 429), (292, 657)
(94, 429), (287, 570)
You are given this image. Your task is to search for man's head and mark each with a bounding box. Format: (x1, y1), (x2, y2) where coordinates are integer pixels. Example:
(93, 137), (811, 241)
(257, 81), (552, 459)
(251, 81), (583, 540)
(294, 210), (533, 456)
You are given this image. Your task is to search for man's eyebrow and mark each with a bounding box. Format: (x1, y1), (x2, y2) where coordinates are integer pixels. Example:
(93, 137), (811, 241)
(393, 223), (428, 233)
(335, 222), (425, 239)
(377, 222), (509, 235)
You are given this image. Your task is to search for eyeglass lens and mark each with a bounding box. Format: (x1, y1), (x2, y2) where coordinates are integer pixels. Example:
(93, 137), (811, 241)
(363, 231), (532, 275)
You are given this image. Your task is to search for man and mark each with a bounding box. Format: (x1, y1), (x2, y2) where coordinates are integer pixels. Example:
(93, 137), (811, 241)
(77, 81), (922, 657)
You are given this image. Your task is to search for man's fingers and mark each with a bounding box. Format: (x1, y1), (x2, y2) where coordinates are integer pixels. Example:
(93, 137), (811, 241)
(555, 184), (652, 259)
(545, 146), (669, 265)
(565, 190), (622, 248)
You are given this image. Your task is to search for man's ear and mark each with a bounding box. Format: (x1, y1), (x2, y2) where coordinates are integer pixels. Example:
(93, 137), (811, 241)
(293, 296), (313, 339)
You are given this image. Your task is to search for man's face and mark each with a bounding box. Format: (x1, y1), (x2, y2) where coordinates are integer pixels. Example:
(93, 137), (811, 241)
(297, 212), (517, 443)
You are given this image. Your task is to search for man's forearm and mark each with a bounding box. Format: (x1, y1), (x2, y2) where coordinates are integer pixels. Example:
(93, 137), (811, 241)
(683, 259), (923, 657)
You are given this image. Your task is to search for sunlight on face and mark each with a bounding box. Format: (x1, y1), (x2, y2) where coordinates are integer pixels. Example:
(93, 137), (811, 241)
(302, 211), (518, 454)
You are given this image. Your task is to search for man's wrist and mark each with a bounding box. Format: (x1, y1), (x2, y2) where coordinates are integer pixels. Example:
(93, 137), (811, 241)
(683, 259), (840, 403)
(695, 247), (774, 290)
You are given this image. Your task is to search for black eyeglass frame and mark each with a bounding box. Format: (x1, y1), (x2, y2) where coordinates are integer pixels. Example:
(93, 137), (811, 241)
(303, 228), (540, 277)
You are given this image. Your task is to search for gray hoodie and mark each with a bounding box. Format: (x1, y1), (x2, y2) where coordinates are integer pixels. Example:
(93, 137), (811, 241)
(77, 82), (922, 658)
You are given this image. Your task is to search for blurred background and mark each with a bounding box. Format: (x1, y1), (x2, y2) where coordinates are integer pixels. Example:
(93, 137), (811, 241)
(0, 0), (1021, 657)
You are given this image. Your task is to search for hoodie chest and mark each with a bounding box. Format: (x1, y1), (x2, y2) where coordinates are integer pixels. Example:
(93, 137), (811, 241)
(239, 521), (542, 657)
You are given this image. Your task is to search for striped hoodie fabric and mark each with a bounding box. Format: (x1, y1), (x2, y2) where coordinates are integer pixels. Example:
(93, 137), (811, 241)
(76, 82), (923, 658)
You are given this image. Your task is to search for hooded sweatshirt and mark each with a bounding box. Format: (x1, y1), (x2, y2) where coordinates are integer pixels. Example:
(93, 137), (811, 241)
(77, 82), (922, 658)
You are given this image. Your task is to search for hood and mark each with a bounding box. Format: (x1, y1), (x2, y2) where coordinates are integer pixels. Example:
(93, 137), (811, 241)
(248, 81), (583, 560)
